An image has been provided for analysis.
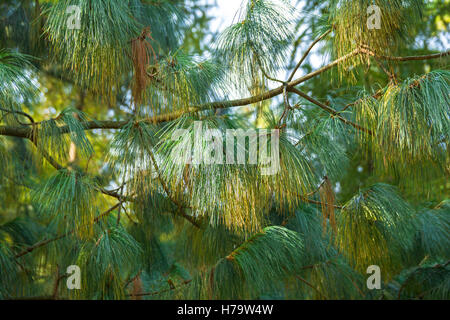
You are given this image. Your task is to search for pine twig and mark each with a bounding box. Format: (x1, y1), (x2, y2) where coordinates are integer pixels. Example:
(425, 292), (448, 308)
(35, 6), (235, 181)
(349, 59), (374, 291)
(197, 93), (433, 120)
(16, 203), (121, 258)
(127, 280), (192, 298)
(287, 29), (332, 82)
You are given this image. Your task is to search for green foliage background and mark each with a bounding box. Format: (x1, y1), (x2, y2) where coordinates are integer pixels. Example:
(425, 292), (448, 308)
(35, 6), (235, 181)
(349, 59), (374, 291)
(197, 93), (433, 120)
(0, 0), (449, 300)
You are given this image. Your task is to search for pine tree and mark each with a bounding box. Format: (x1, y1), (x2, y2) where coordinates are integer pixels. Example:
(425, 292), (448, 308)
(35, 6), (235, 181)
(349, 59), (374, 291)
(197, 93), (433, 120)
(0, 0), (449, 300)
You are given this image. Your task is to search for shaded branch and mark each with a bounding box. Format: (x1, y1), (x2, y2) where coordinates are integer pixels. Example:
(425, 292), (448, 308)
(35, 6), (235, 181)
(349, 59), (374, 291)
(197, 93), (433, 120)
(288, 87), (373, 135)
(15, 232), (70, 258)
(0, 49), (363, 139)
(145, 143), (201, 229)
(127, 279), (192, 298)
(15, 203), (122, 258)
(287, 29), (332, 82)
(294, 274), (328, 299)
(360, 48), (450, 62)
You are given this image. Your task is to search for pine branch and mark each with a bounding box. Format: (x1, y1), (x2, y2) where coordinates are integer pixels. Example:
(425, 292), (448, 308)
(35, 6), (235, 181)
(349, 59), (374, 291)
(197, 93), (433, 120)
(0, 107), (35, 125)
(14, 233), (70, 258)
(298, 196), (343, 210)
(288, 87), (373, 135)
(29, 138), (65, 171)
(28, 142), (201, 228)
(127, 279), (192, 298)
(0, 49), (362, 138)
(397, 260), (450, 299)
(26, 142), (125, 200)
(1, 49), (447, 140)
(360, 48), (450, 62)
(51, 266), (68, 300)
(285, 178), (343, 210)
(146, 144), (201, 229)
(15, 202), (121, 258)
(294, 274), (328, 299)
(341, 89), (383, 112)
(287, 29), (332, 82)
